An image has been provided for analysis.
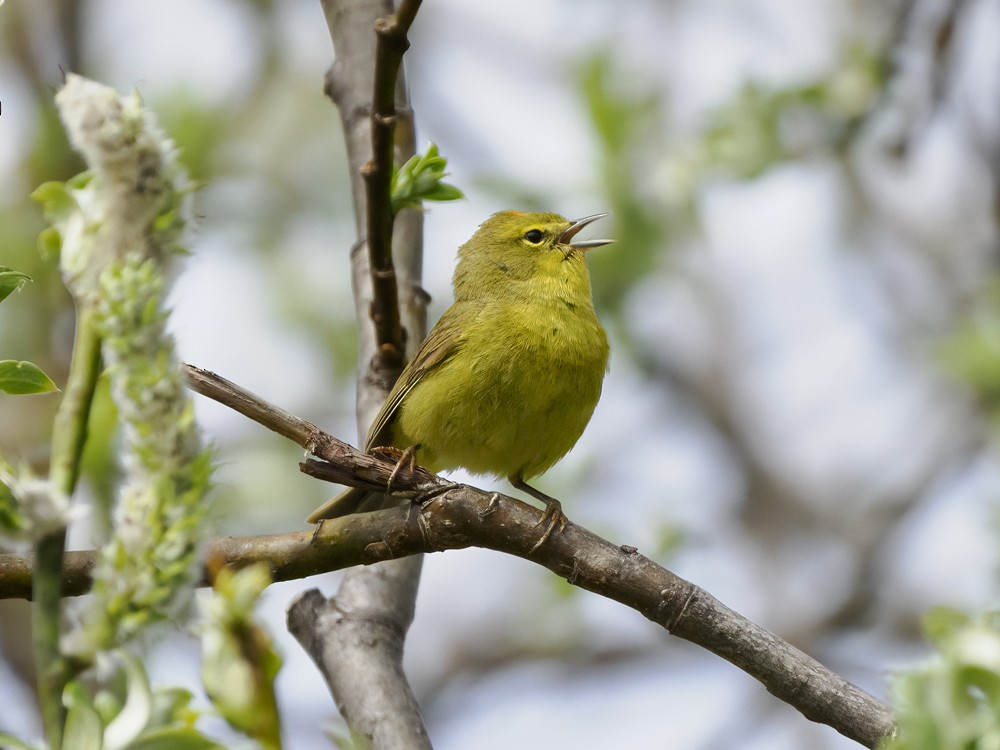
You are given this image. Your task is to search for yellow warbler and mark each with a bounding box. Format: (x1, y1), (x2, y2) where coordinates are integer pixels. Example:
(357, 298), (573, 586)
(308, 210), (611, 533)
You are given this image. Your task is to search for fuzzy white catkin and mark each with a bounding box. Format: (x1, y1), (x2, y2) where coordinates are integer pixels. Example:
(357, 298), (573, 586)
(53, 74), (191, 300)
(49, 75), (212, 657)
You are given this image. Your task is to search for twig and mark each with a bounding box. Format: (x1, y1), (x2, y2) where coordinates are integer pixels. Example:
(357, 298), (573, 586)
(868, 0), (967, 159)
(362, 0), (422, 369)
(182, 363), (439, 494)
(183, 364), (323, 448)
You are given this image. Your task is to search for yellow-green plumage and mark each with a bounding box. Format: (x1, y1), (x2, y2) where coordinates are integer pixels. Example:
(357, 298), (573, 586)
(307, 210), (610, 523)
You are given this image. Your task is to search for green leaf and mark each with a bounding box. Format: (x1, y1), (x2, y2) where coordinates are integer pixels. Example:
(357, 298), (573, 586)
(31, 180), (78, 218)
(0, 267), (32, 303)
(202, 564), (283, 747)
(922, 607), (971, 646)
(31, 176), (91, 257)
(885, 609), (1000, 750)
(423, 183), (465, 202)
(0, 732), (40, 750)
(124, 727), (223, 750)
(0, 360), (58, 394)
(63, 701), (105, 750)
(38, 226), (64, 256)
(103, 653), (153, 749)
(0, 473), (26, 536)
(147, 687), (197, 730)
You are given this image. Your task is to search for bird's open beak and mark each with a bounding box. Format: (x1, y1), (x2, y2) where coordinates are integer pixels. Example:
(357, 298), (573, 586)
(559, 213), (613, 250)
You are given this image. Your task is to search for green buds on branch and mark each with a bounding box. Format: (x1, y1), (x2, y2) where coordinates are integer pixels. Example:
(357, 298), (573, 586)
(390, 142), (464, 214)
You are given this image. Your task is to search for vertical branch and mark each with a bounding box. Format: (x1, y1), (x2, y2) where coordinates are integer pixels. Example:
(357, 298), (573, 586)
(362, 0), (423, 369)
(296, 2), (429, 747)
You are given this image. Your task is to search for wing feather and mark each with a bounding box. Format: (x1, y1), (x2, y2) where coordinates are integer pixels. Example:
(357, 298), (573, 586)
(364, 305), (465, 450)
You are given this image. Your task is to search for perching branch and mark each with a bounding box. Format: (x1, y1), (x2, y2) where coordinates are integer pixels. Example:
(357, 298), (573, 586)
(0, 364), (896, 747)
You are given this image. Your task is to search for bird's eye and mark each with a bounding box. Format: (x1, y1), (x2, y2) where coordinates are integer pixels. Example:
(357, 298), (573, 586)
(523, 229), (544, 244)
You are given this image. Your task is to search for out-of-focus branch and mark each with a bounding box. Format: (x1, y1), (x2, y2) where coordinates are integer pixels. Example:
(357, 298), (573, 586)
(0, 358), (897, 748)
(870, 0), (966, 159)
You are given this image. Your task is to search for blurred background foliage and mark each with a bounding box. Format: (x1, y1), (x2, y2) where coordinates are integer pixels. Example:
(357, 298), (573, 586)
(1, 1), (1000, 748)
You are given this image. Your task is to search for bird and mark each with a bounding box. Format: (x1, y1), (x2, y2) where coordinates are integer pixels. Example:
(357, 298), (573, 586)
(307, 210), (611, 540)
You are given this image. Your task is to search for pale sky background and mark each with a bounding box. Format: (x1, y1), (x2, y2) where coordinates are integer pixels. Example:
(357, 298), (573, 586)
(1, 1), (999, 748)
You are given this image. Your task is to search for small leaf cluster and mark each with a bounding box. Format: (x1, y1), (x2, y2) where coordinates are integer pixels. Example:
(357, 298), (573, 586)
(0, 653), (222, 750)
(201, 563), (283, 750)
(390, 142), (464, 213)
(0, 266), (57, 395)
(65, 652), (222, 750)
(882, 609), (1000, 750)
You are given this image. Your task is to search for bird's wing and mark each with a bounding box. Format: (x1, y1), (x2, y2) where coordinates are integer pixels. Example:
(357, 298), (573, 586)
(364, 305), (465, 450)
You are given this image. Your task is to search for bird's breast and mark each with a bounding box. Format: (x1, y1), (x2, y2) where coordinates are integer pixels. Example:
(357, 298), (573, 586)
(395, 297), (609, 479)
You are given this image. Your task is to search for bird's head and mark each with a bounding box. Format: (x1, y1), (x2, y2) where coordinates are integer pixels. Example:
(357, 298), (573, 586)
(453, 210), (611, 301)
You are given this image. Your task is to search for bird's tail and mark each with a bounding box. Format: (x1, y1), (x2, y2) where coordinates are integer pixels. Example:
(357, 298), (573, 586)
(306, 487), (390, 523)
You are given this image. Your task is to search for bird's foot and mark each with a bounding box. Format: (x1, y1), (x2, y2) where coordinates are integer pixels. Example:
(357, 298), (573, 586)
(372, 444), (419, 494)
(510, 476), (569, 554)
(530, 499), (567, 554)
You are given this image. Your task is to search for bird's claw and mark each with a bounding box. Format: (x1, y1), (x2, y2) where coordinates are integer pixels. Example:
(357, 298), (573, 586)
(529, 499), (566, 554)
(373, 444), (419, 494)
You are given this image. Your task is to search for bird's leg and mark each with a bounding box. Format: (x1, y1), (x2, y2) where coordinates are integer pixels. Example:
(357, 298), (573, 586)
(371, 444), (420, 494)
(511, 475), (568, 553)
